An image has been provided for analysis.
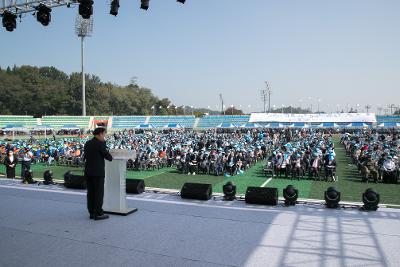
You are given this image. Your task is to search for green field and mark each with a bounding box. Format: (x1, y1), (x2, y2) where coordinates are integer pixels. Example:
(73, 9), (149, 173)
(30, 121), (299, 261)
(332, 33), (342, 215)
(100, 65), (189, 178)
(1, 137), (399, 205)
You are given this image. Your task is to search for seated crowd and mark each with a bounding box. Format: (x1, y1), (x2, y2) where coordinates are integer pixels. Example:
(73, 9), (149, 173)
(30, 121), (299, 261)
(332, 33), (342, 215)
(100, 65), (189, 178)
(263, 130), (337, 181)
(342, 131), (399, 183)
(1, 128), (398, 184)
(107, 130), (270, 177)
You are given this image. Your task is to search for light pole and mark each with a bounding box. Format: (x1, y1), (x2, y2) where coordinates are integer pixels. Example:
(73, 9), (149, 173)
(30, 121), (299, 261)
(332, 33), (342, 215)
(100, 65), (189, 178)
(365, 104), (371, 114)
(75, 15), (93, 116)
(317, 98), (321, 113)
(219, 94), (225, 115)
(260, 81), (272, 113)
(388, 104), (396, 115)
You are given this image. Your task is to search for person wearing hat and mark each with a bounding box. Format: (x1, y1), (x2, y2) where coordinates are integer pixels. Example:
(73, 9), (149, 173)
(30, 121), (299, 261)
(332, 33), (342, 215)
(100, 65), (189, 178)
(21, 148), (33, 180)
(84, 127), (113, 221)
(4, 150), (18, 178)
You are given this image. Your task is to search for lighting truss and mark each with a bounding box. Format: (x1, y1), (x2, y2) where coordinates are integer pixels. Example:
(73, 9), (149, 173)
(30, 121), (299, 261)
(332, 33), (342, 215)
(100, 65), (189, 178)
(0, 0), (77, 16)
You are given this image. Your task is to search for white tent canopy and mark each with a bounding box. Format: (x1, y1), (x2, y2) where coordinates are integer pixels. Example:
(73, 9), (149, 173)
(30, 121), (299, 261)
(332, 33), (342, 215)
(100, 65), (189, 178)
(2, 127), (29, 133)
(249, 113), (377, 123)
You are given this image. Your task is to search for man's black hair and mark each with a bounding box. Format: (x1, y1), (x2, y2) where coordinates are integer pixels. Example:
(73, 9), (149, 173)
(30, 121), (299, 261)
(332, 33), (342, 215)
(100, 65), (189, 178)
(93, 127), (106, 136)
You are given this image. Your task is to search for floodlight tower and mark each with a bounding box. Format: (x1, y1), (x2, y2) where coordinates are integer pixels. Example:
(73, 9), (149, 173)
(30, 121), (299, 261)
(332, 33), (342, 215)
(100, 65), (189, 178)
(219, 93), (225, 115)
(260, 81), (272, 113)
(75, 15), (93, 116)
(365, 104), (371, 114)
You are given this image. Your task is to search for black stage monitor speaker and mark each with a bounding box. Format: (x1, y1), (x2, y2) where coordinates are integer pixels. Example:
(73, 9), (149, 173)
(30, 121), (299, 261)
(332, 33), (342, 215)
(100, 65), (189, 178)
(64, 171), (86, 189)
(181, 182), (212, 200)
(245, 187), (278, 205)
(126, 179), (145, 194)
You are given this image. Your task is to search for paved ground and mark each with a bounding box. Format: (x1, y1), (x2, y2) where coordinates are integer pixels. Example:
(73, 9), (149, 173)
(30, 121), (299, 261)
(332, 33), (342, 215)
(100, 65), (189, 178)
(0, 179), (399, 267)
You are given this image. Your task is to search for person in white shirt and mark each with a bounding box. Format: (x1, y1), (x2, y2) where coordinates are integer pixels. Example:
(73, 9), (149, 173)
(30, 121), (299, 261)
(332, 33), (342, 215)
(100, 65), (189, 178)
(21, 148), (33, 180)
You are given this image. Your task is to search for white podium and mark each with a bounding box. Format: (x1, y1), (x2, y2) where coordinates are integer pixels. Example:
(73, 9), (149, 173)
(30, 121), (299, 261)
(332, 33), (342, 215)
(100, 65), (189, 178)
(103, 149), (137, 216)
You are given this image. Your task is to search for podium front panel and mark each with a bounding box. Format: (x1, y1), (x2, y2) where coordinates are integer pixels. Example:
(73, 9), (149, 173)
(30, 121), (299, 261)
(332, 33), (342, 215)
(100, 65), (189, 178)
(104, 159), (127, 212)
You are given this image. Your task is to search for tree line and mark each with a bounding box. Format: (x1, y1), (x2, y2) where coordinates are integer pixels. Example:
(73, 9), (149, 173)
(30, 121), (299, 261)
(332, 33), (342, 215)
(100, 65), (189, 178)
(0, 65), (205, 116)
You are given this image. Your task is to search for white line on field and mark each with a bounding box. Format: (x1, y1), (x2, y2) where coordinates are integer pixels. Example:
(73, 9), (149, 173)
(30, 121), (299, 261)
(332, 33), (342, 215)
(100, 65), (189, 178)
(260, 178), (272, 187)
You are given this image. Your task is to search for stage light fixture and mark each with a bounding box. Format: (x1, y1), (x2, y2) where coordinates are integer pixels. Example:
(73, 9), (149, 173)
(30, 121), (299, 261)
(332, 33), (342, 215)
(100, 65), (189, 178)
(324, 187), (341, 209)
(362, 188), (380, 211)
(223, 181), (236, 201)
(36, 4), (52, 26)
(283, 185), (298, 206)
(141, 0), (149, 10)
(177, 0), (186, 4)
(79, 0), (94, 19)
(2, 11), (17, 32)
(110, 0), (120, 16)
(43, 170), (54, 185)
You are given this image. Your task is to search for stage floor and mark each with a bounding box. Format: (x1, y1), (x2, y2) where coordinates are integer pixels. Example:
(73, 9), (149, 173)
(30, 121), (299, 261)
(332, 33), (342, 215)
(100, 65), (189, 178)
(0, 179), (399, 267)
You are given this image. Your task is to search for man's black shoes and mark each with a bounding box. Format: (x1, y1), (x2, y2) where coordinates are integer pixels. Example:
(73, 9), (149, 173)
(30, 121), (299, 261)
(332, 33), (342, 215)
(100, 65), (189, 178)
(94, 214), (109, 221)
(89, 214), (109, 220)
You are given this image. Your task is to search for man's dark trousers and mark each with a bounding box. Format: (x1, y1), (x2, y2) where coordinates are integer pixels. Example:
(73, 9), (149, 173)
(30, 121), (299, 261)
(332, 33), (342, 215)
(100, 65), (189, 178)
(86, 175), (105, 216)
(21, 161), (30, 178)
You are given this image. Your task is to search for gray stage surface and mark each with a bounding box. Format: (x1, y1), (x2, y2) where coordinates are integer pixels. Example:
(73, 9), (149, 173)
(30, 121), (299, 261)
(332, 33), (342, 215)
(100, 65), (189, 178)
(0, 179), (399, 267)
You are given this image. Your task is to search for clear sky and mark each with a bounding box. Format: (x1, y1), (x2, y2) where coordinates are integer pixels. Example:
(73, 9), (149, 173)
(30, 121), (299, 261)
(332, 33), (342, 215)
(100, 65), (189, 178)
(1, 0), (399, 114)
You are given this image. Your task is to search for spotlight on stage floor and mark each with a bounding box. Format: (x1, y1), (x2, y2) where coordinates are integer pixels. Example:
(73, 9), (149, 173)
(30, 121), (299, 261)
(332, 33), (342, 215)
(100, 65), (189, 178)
(141, 0), (149, 10)
(283, 185), (298, 206)
(43, 170), (54, 185)
(223, 181), (236, 200)
(22, 170), (37, 184)
(64, 171), (86, 189)
(362, 188), (380, 211)
(324, 187), (340, 208)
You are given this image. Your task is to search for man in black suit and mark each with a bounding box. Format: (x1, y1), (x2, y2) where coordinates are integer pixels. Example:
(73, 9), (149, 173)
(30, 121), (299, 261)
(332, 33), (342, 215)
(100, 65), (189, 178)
(84, 127), (113, 220)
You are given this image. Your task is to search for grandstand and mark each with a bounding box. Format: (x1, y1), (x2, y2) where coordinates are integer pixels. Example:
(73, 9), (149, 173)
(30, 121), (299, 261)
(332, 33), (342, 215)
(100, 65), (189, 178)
(197, 115), (250, 128)
(112, 116), (147, 129)
(0, 115), (37, 128)
(148, 115), (195, 128)
(41, 116), (91, 129)
(376, 115), (400, 127)
(1, 114), (399, 132)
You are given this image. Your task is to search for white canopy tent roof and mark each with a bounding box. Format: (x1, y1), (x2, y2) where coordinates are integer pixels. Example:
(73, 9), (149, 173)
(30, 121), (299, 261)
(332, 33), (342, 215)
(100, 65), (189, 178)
(249, 113), (377, 123)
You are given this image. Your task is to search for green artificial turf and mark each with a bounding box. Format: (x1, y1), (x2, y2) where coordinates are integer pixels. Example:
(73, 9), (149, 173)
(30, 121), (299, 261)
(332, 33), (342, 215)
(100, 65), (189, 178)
(307, 137), (400, 204)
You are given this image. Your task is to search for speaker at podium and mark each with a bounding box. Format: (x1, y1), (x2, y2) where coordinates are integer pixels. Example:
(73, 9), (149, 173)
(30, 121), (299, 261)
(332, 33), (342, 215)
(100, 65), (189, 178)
(103, 149), (138, 216)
